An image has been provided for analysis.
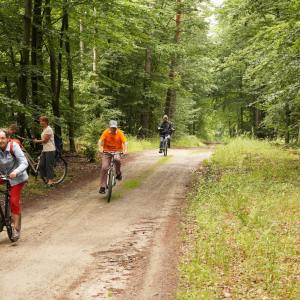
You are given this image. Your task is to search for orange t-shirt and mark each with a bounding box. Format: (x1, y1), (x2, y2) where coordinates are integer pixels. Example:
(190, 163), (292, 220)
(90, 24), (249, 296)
(100, 128), (127, 152)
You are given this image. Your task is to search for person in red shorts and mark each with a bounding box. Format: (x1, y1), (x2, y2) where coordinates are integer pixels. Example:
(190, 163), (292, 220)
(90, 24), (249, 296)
(97, 120), (128, 194)
(0, 128), (28, 241)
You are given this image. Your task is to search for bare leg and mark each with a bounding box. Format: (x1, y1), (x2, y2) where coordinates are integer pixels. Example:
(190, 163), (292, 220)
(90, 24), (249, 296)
(12, 214), (20, 229)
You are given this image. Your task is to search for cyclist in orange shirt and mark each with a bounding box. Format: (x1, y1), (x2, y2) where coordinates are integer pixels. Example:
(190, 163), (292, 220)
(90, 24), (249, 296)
(97, 120), (128, 194)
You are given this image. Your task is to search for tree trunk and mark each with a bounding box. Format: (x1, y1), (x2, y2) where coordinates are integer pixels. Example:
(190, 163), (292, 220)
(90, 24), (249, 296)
(164, 0), (182, 120)
(65, 11), (76, 152)
(165, 64), (176, 118)
(139, 48), (152, 138)
(139, 3), (154, 138)
(18, 0), (32, 137)
(53, 9), (65, 136)
(255, 105), (260, 131)
(32, 0), (43, 137)
(80, 20), (84, 57)
(93, 29), (99, 93)
(241, 107), (243, 133)
(285, 107), (290, 144)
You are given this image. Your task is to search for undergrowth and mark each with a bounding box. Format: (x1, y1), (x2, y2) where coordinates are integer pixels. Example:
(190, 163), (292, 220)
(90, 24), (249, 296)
(178, 138), (300, 299)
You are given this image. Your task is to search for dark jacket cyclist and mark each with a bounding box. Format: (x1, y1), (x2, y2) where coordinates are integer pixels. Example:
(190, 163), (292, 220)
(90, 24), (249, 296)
(157, 115), (175, 153)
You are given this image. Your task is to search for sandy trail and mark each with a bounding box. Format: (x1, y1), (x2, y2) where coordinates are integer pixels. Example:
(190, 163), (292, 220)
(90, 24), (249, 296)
(0, 148), (212, 300)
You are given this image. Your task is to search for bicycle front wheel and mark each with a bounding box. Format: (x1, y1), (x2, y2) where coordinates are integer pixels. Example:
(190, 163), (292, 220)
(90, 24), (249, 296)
(107, 172), (113, 203)
(164, 140), (167, 156)
(53, 156), (67, 184)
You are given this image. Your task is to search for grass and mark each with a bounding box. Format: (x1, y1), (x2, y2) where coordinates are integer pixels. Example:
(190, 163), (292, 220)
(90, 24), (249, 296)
(158, 155), (173, 164)
(127, 136), (157, 153)
(177, 137), (300, 299)
(173, 135), (206, 147)
(122, 179), (140, 189)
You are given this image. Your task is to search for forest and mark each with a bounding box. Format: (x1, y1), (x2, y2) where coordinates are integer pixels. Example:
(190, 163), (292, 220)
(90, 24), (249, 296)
(1, 0), (300, 149)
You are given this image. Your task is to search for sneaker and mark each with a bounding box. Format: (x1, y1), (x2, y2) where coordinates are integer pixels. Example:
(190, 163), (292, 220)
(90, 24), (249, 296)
(12, 228), (20, 240)
(159, 150), (162, 153)
(116, 172), (122, 180)
(99, 187), (105, 194)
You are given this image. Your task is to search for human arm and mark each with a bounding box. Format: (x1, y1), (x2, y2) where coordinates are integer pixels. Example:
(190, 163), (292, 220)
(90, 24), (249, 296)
(123, 142), (128, 156)
(97, 140), (103, 154)
(33, 134), (50, 144)
(157, 121), (163, 130)
(170, 122), (175, 132)
(10, 143), (28, 178)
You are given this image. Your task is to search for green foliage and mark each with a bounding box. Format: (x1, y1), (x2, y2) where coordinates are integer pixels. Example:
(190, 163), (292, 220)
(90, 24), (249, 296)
(82, 144), (97, 162)
(209, 0), (300, 142)
(178, 138), (300, 298)
(0, 0), (215, 145)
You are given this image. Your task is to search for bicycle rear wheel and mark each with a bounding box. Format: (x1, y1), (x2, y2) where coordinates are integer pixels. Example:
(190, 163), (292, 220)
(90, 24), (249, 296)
(107, 172), (113, 203)
(53, 156), (67, 184)
(164, 140), (167, 156)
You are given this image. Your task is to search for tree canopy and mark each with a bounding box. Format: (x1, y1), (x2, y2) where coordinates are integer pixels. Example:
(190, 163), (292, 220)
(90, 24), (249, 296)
(1, 0), (299, 147)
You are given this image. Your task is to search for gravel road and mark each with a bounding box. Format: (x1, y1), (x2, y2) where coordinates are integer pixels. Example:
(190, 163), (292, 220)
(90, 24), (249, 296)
(0, 148), (212, 300)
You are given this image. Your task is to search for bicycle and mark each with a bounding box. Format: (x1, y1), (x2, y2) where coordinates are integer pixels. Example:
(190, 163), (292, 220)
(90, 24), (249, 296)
(15, 135), (67, 185)
(103, 151), (123, 203)
(0, 175), (21, 242)
(161, 133), (169, 157)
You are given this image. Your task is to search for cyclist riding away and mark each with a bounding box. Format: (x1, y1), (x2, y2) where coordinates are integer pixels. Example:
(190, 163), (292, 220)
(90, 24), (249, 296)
(0, 128), (28, 240)
(157, 115), (175, 153)
(98, 120), (128, 194)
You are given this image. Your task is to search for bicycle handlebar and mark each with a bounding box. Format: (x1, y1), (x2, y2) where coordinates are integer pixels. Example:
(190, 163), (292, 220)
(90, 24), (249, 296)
(15, 135), (32, 142)
(103, 151), (123, 155)
(0, 175), (11, 181)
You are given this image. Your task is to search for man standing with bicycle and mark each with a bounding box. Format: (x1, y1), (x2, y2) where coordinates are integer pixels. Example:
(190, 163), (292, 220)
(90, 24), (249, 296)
(98, 120), (128, 194)
(158, 115), (175, 153)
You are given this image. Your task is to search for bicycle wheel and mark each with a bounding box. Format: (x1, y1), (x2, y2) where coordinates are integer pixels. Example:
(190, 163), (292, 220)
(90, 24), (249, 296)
(164, 140), (167, 156)
(107, 171), (113, 203)
(53, 156), (67, 184)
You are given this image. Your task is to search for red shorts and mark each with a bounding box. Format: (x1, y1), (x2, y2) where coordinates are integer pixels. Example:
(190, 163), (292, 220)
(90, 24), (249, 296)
(0, 178), (23, 215)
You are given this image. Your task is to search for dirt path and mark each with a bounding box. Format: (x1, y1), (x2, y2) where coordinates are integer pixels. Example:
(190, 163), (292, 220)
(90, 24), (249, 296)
(0, 148), (212, 300)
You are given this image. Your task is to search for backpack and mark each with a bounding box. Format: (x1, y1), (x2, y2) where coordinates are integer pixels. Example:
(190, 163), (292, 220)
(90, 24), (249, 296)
(54, 133), (63, 153)
(9, 140), (22, 156)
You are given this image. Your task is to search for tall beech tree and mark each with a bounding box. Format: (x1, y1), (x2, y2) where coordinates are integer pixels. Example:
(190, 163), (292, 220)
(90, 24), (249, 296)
(18, 0), (32, 137)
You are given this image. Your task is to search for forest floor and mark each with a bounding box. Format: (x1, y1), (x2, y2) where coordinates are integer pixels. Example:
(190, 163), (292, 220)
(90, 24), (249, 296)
(0, 147), (212, 300)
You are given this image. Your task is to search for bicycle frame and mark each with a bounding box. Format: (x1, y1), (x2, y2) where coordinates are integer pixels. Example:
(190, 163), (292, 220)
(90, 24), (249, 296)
(107, 156), (115, 187)
(163, 134), (169, 147)
(15, 135), (67, 185)
(15, 135), (40, 177)
(103, 151), (123, 202)
(103, 151), (123, 187)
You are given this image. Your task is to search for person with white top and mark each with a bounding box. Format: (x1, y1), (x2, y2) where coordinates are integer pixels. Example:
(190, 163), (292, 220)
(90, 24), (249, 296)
(33, 116), (56, 187)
